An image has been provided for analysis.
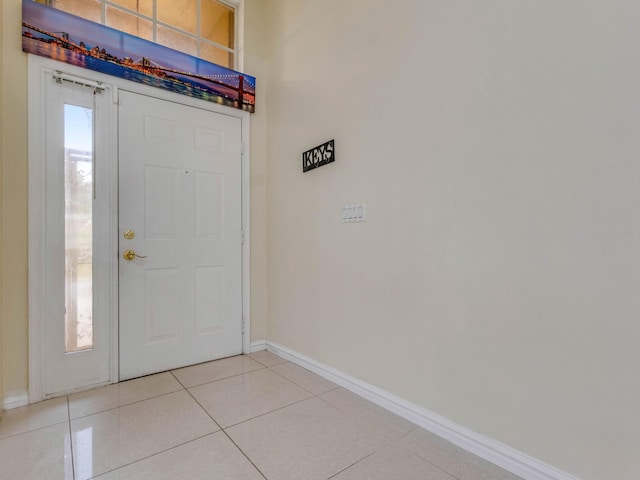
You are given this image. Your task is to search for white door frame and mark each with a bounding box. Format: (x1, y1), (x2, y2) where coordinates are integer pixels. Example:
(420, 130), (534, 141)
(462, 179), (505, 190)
(28, 55), (252, 403)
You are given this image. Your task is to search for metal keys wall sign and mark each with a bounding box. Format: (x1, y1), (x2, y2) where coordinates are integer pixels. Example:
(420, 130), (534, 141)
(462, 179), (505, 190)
(302, 140), (335, 173)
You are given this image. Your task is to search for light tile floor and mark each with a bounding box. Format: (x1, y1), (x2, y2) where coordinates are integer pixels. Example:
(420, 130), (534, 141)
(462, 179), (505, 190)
(0, 351), (523, 480)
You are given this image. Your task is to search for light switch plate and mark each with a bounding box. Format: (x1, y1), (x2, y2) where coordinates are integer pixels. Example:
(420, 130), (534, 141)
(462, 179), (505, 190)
(342, 203), (366, 223)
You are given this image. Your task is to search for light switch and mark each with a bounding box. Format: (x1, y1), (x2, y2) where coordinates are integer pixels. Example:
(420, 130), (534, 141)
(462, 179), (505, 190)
(342, 203), (366, 223)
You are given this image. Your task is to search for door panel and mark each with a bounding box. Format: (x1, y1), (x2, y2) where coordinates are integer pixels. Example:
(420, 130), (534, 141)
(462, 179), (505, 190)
(118, 91), (243, 380)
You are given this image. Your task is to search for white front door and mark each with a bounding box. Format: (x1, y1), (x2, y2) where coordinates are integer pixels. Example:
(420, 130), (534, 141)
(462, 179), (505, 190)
(118, 91), (243, 380)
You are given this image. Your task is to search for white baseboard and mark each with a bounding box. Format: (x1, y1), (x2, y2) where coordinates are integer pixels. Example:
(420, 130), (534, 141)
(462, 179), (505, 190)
(265, 341), (579, 480)
(249, 340), (267, 353)
(3, 392), (30, 410)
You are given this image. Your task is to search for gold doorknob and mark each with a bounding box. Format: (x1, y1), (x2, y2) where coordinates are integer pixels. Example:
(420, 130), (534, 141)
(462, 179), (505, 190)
(123, 249), (147, 261)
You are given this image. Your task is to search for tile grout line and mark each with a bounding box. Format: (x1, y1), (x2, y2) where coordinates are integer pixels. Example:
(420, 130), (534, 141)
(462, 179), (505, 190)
(180, 376), (270, 480)
(323, 421), (423, 480)
(217, 429), (269, 480)
(67, 395), (77, 480)
(84, 368), (264, 479)
(179, 358), (341, 431)
(171, 355), (269, 389)
(327, 425), (460, 480)
(0, 417), (71, 441)
(204, 364), (346, 431)
(220, 393), (317, 430)
(266, 363), (340, 397)
(168, 369), (190, 391)
(246, 352), (289, 369)
(68, 358), (272, 422)
(20, 356), (333, 479)
(68, 387), (185, 421)
(314, 395), (440, 479)
(393, 429), (471, 480)
(208, 378), (416, 480)
(182, 365), (318, 421)
(85, 432), (221, 480)
(326, 449), (379, 480)
(10, 357), (267, 429)
(178, 356), (351, 478)
(174, 365), (267, 389)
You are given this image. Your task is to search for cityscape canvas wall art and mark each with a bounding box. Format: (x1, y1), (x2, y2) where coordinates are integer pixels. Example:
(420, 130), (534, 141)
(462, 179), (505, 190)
(22, 0), (256, 113)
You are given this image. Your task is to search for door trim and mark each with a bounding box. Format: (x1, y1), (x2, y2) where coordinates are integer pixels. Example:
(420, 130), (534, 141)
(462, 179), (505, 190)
(27, 54), (252, 402)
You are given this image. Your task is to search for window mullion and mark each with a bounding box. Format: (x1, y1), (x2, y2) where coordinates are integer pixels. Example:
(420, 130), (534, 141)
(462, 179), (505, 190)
(196, 0), (202, 59)
(102, 1), (154, 22)
(53, 0), (237, 69)
(200, 38), (235, 54)
(153, 0), (157, 42)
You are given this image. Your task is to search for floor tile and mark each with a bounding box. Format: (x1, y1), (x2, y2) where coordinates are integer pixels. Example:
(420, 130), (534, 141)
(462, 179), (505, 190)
(320, 388), (415, 442)
(0, 422), (73, 480)
(247, 350), (287, 367)
(0, 357), (525, 480)
(330, 444), (457, 480)
(70, 390), (219, 480)
(93, 432), (264, 480)
(270, 362), (337, 395)
(69, 372), (183, 419)
(400, 428), (523, 480)
(172, 355), (264, 388)
(0, 396), (69, 439)
(189, 368), (312, 428)
(226, 396), (399, 480)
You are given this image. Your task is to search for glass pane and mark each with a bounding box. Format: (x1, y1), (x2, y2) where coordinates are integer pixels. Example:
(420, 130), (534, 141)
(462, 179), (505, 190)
(200, 42), (233, 69)
(201, 0), (234, 49)
(51, 0), (101, 23)
(106, 5), (153, 41)
(64, 104), (94, 353)
(157, 0), (197, 34)
(43, 0), (237, 67)
(109, 0), (153, 17)
(157, 25), (197, 56)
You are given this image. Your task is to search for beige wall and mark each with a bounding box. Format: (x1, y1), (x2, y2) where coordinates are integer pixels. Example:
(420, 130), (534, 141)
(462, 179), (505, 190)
(244, 0), (269, 342)
(0, 0), (269, 400)
(1, 0), (29, 404)
(263, 2), (640, 480)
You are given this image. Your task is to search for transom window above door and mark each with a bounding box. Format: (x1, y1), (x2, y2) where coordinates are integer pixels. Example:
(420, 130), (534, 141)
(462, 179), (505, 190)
(36, 0), (237, 68)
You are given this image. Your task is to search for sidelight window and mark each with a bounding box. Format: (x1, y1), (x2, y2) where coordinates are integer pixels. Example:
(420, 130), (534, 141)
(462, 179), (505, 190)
(64, 103), (94, 353)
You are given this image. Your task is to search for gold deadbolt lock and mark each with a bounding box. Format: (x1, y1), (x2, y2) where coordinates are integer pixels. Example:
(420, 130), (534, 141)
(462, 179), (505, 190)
(123, 229), (135, 240)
